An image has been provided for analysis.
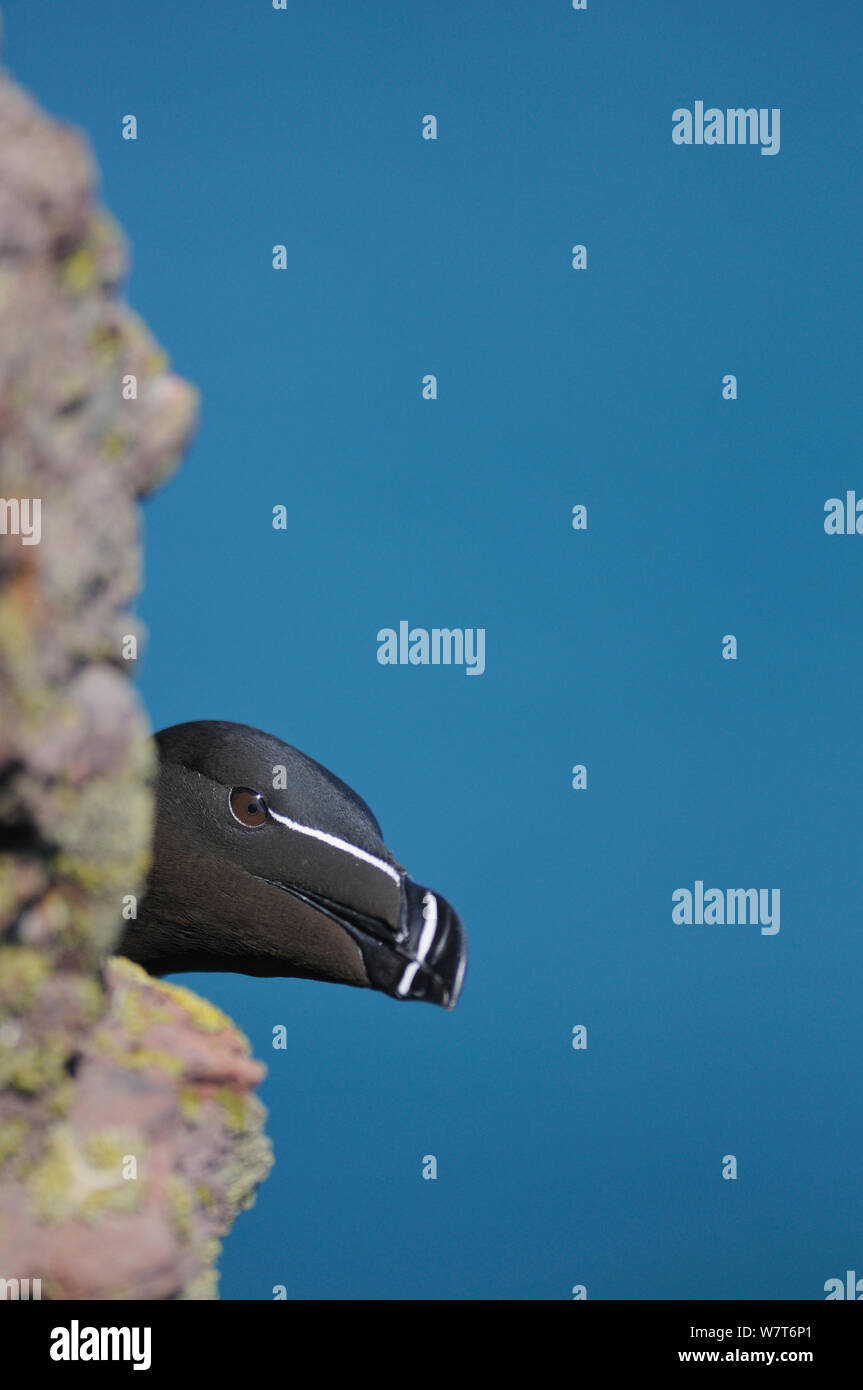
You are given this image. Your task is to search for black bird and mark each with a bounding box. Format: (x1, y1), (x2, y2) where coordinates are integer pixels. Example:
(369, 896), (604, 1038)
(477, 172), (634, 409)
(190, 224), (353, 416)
(119, 721), (467, 1009)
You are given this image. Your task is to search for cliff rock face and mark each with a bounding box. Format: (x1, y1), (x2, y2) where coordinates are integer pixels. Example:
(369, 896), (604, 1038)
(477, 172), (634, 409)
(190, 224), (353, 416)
(0, 52), (273, 1297)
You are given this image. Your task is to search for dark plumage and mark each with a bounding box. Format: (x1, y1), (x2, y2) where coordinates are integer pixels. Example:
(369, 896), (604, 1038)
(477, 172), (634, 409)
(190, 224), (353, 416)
(119, 721), (467, 1008)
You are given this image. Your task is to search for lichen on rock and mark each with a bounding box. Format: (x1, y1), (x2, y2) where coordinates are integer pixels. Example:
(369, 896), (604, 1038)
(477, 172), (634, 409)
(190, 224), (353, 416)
(0, 45), (272, 1298)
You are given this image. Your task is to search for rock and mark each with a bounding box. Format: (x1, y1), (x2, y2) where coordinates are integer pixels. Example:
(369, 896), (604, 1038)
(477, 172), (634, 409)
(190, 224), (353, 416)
(0, 45), (273, 1298)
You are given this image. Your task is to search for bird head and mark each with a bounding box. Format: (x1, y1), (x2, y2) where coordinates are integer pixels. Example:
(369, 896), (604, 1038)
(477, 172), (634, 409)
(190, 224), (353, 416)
(120, 721), (467, 1009)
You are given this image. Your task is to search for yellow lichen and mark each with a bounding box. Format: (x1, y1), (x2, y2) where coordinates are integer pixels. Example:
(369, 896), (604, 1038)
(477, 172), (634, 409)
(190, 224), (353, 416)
(216, 1087), (249, 1135)
(28, 1124), (145, 1225)
(28, 1128), (75, 1223)
(195, 1181), (216, 1211)
(155, 979), (233, 1035)
(53, 853), (115, 895)
(114, 980), (174, 1039)
(87, 320), (123, 363)
(0, 1037), (69, 1094)
(179, 1087), (201, 1122)
(225, 1131), (273, 1211)
(46, 1080), (76, 1117)
(82, 1129), (133, 1171)
(59, 244), (98, 295)
(77, 976), (105, 1024)
(145, 349), (169, 376)
(0, 1118), (28, 1171)
(101, 427), (127, 460)
(180, 1241), (222, 1300)
(0, 856), (18, 918)
(0, 946), (50, 1012)
(169, 1178), (195, 1244)
(89, 1032), (184, 1080)
(109, 956), (149, 985)
(79, 1183), (142, 1223)
(111, 957), (242, 1038)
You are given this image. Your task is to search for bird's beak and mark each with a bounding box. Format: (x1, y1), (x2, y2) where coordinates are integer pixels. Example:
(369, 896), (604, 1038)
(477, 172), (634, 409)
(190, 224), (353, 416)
(277, 875), (468, 1009)
(362, 877), (468, 1008)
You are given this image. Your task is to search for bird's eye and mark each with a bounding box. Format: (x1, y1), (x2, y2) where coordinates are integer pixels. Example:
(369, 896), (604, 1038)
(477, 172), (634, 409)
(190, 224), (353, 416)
(229, 787), (268, 827)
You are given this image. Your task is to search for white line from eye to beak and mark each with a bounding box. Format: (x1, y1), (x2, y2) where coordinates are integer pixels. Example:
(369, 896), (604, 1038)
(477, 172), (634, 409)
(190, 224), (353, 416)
(266, 807), (402, 884)
(396, 892), (438, 997)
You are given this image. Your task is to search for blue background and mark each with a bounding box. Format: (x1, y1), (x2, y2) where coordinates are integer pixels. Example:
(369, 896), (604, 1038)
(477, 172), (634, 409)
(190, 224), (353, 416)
(6, 0), (862, 1299)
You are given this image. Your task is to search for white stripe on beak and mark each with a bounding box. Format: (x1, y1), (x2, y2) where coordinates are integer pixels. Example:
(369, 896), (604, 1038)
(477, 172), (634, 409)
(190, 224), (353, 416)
(396, 892), (438, 997)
